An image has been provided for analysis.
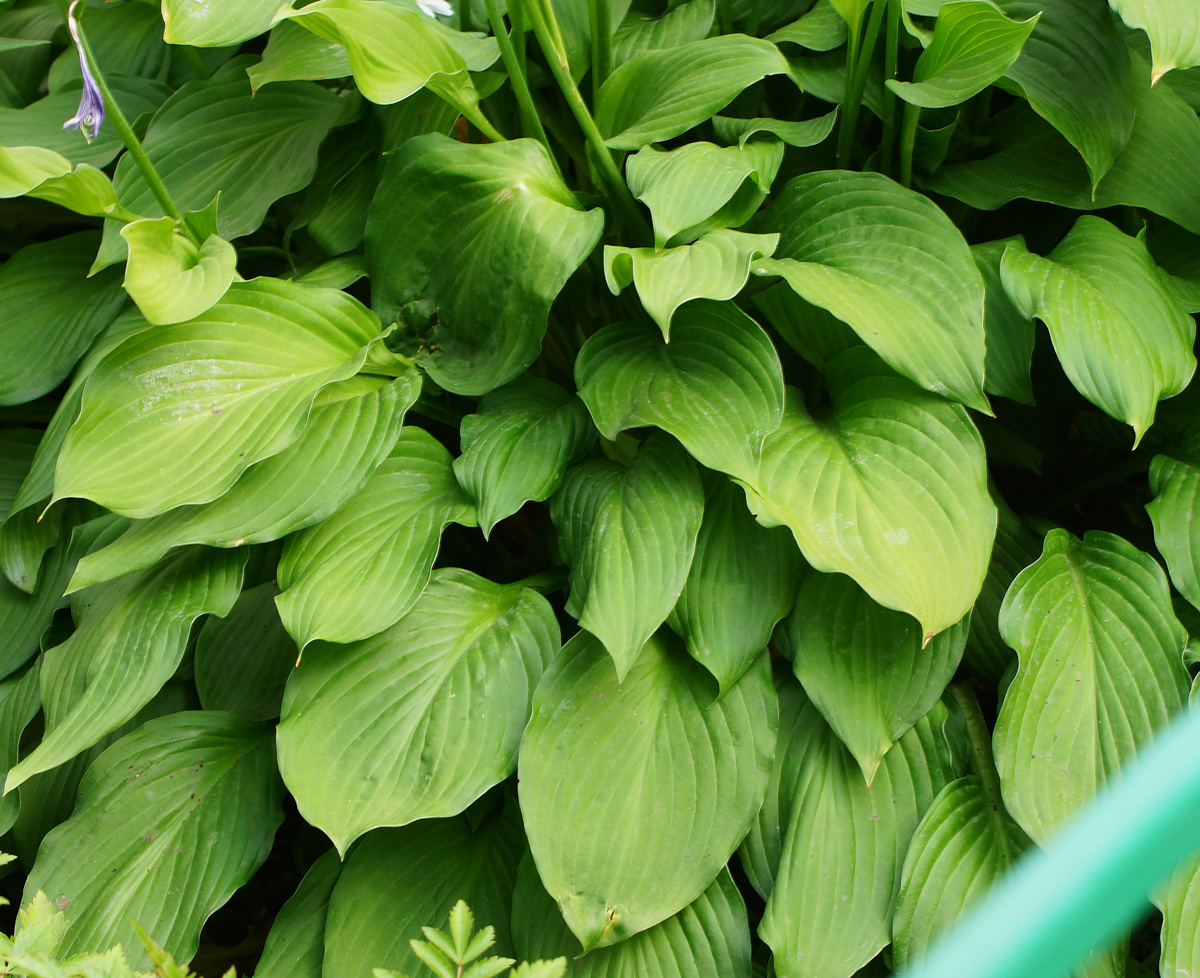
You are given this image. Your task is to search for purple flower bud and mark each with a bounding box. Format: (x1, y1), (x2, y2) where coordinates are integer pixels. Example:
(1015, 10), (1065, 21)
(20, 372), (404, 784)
(61, 2), (104, 143)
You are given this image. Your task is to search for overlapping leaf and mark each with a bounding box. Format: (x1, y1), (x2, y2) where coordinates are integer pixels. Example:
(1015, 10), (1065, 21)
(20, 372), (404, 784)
(0, 146), (126, 219)
(119, 215), (237, 326)
(1111, 0), (1200, 81)
(247, 21), (352, 91)
(1148, 426), (1200, 613)
(1157, 850), (1200, 978)
(972, 238), (1035, 405)
(163, 0), (286, 47)
(253, 850), (342, 978)
(711, 110), (840, 149)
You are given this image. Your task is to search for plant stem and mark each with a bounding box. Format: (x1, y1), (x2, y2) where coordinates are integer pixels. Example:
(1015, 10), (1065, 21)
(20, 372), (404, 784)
(836, 0), (887, 169)
(484, 0), (554, 160)
(589, 0), (613, 92)
(949, 681), (1014, 861)
(880, 0), (899, 175)
(460, 98), (507, 143)
(898, 99), (920, 187)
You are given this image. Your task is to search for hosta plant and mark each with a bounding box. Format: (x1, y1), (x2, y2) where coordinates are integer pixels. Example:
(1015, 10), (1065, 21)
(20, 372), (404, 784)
(0, 0), (1198, 975)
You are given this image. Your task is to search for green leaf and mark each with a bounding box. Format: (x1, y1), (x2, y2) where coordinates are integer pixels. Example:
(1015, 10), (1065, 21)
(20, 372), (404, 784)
(278, 569), (556, 852)
(0, 146), (126, 219)
(453, 378), (595, 538)
(5, 546), (246, 793)
(1149, 428), (1200, 614)
(1110, 0), (1200, 81)
(669, 474), (802, 695)
(322, 805), (523, 978)
(512, 856), (752, 978)
(711, 109), (840, 149)
(47, 2), (169, 91)
(996, 0), (1134, 189)
(366, 134), (604, 395)
(625, 140), (783, 248)
(21, 711), (282, 971)
(575, 301), (785, 486)
(52, 278), (383, 518)
(519, 629), (776, 950)
(120, 217), (237, 326)
(754, 675), (968, 978)
(768, 0), (848, 51)
(1156, 850), (1200, 978)
(747, 349), (996, 642)
(994, 528), (1190, 843)
(972, 238), (1035, 405)
(887, 0), (1037, 109)
(604, 231), (779, 338)
(276, 428), (476, 649)
(891, 776), (1030, 970)
(0, 664), (43, 835)
(279, 0), (498, 116)
(1000, 217), (1196, 445)
(0, 232), (125, 407)
(612, 0), (716, 66)
(194, 583), (296, 722)
(163, 0), (284, 46)
(253, 850), (342, 978)
(754, 170), (989, 411)
(550, 434), (703, 679)
(750, 282), (861, 370)
(68, 374), (414, 592)
(247, 21), (351, 91)
(779, 570), (968, 783)
(595, 35), (793, 150)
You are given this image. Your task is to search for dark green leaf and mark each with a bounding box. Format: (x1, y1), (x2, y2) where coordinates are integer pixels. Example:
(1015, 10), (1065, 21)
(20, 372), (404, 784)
(972, 238), (1035, 405)
(253, 850), (342, 978)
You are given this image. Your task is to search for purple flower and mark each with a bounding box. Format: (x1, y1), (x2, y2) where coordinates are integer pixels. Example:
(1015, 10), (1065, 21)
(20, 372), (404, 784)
(61, 1), (104, 143)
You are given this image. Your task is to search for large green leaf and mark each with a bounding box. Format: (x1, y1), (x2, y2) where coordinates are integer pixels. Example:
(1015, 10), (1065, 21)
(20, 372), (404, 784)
(0, 146), (126, 219)
(163, 0), (284, 46)
(887, 0), (1038, 109)
(595, 35), (793, 149)
(972, 238), (1035, 405)
(996, 0), (1134, 188)
(669, 475), (801, 695)
(275, 428), (477, 649)
(52, 278), (382, 518)
(549, 435), (704, 679)
(711, 109), (840, 149)
(747, 349), (996, 642)
(1000, 217), (1196, 445)
(512, 856), (752, 978)
(119, 216), (238, 326)
(1110, 0), (1200, 81)
(755, 677), (968, 978)
(603, 231), (780, 338)
(322, 804), (524, 978)
(1148, 426), (1200, 613)
(247, 21), (352, 91)
(994, 529), (1190, 843)
(1157, 850), (1200, 978)
(0, 232), (124, 406)
(519, 629), (776, 950)
(366, 134), (604, 395)
(67, 373), (416, 592)
(753, 170), (988, 411)
(254, 850), (342, 978)
(4, 546), (246, 793)
(779, 570), (968, 783)
(453, 378), (595, 538)
(575, 302), (785, 486)
(278, 568), (557, 853)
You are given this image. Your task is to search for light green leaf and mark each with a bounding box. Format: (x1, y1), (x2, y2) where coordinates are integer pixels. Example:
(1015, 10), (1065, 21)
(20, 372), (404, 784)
(768, 0), (848, 51)
(1156, 850), (1200, 978)
(595, 35), (793, 150)
(248, 21), (351, 90)
(52, 278), (383, 518)
(755, 677), (968, 978)
(604, 231), (779, 338)
(0, 232), (125, 407)
(779, 570), (968, 783)
(519, 629), (776, 950)
(625, 140), (783, 248)
(453, 378), (595, 538)
(994, 529), (1190, 843)
(747, 349), (996, 641)
(887, 0), (1038, 109)
(5, 546), (246, 793)
(512, 856), (752, 978)
(67, 373), (415, 592)
(1149, 427), (1200, 614)
(164, 0), (285, 46)
(612, 0), (716, 66)
(21, 712), (282, 971)
(1110, 0), (1200, 81)
(275, 427), (477, 649)
(323, 804), (523, 978)
(711, 109), (840, 149)
(575, 301), (785, 486)
(972, 238), (1035, 405)
(0, 663), (43, 835)
(1000, 217), (1196, 445)
(244, 850), (342, 978)
(120, 216), (237, 326)
(366, 134), (604, 395)
(279, 0), (498, 116)
(669, 474), (802, 694)
(279, 568), (557, 853)
(754, 169), (988, 411)
(996, 0), (1134, 189)
(194, 583), (296, 722)
(891, 776), (1030, 970)
(550, 434), (704, 679)
(0, 146), (126, 219)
